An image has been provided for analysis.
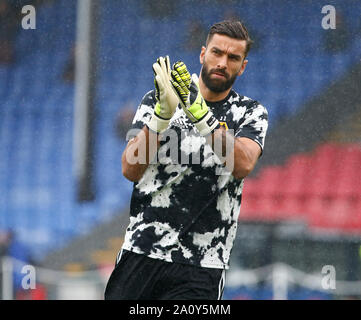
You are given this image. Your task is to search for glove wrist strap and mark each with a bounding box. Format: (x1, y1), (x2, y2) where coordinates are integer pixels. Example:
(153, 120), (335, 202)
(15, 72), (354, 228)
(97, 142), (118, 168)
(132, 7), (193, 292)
(147, 113), (170, 133)
(195, 111), (219, 136)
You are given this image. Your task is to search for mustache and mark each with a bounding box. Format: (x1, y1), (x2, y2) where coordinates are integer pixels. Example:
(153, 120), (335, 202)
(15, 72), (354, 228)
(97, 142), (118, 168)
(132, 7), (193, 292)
(210, 68), (229, 79)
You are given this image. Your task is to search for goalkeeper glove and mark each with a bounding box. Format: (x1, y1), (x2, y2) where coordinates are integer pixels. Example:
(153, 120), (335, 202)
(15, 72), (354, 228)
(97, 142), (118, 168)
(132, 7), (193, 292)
(171, 61), (219, 136)
(147, 56), (179, 133)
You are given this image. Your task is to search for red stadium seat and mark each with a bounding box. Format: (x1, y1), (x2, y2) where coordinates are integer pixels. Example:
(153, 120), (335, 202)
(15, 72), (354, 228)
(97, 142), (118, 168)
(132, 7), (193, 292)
(240, 197), (290, 222)
(242, 177), (261, 199)
(331, 144), (361, 199)
(313, 143), (342, 161)
(241, 142), (361, 232)
(241, 176), (289, 221)
(308, 198), (352, 231)
(278, 197), (306, 218)
(240, 178), (266, 220)
(281, 154), (311, 198)
(342, 198), (361, 233)
(303, 196), (327, 218)
(343, 213), (361, 233)
(251, 166), (304, 221)
(256, 166), (284, 198)
(305, 144), (339, 199)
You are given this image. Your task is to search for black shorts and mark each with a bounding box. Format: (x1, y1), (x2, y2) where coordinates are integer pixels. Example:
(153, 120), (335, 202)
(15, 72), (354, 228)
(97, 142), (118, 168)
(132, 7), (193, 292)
(104, 249), (225, 300)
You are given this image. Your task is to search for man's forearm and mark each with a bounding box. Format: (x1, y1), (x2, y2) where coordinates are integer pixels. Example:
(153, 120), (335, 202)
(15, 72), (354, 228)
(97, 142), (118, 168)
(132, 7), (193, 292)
(206, 127), (254, 179)
(122, 126), (161, 182)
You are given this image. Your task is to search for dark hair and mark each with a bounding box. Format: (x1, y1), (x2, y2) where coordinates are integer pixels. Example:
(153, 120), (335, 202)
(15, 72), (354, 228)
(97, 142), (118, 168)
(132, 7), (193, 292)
(206, 20), (253, 57)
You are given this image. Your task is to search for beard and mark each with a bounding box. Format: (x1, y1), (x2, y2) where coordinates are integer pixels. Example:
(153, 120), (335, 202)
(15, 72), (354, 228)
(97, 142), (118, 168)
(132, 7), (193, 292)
(201, 61), (238, 93)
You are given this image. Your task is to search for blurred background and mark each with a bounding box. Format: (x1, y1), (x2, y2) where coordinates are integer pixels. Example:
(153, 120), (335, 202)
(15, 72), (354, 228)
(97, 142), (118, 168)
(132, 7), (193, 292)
(0, 0), (361, 300)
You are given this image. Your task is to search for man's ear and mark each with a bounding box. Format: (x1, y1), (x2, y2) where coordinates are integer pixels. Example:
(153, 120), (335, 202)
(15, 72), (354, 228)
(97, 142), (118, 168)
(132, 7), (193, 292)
(238, 59), (248, 76)
(200, 46), (206, 64)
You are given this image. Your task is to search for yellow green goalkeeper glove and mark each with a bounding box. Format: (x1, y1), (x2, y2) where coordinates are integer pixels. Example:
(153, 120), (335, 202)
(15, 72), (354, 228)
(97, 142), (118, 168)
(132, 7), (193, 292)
(147, 56), (179, 133)
(171, 61), (219, 136)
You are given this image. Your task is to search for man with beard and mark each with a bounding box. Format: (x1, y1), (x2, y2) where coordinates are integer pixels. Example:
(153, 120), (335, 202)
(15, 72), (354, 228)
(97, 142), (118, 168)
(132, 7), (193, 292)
(105, 20), (268, 300)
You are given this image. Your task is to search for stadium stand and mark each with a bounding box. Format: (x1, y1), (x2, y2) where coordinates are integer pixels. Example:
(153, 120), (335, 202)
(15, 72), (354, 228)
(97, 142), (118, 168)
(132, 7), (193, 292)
(40, 209), (129, 271)
(327, 108), (361, 143)
(0, 0), (361, 270)
(241, 142), (361, 234)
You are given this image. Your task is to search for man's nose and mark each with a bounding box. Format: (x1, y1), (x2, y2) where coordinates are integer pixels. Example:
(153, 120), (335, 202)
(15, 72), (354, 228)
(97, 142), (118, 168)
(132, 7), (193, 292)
(217, 55), (228, 69)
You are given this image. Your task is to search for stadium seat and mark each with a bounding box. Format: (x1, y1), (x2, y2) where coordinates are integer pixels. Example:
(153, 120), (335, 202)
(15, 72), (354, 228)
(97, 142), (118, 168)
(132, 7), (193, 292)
(281, 154), (311, 199)
(241, 166), (296, 221)
(240, 178), (264, 219)
(340, 197), (361, 233)
(255, 166), (284, 199)
(308, 198), (352, 231)
(331, 144), (361, 199)
(304, 143), (341, 199)
(277, 197), (306, 220)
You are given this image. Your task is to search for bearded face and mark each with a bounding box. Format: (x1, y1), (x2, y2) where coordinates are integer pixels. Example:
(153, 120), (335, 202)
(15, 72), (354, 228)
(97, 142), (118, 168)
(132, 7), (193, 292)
(199, 34), (248, 95)
(201, 61), (239, 93)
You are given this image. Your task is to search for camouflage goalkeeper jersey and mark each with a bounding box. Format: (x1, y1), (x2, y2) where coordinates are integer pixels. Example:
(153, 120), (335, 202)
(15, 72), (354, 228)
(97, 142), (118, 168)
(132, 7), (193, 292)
(122, 89), (268, 269)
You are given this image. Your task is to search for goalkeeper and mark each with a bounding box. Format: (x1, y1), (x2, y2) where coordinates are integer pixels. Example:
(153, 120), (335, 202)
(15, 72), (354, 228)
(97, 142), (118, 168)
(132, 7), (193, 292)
(105, 20), (268, 300)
